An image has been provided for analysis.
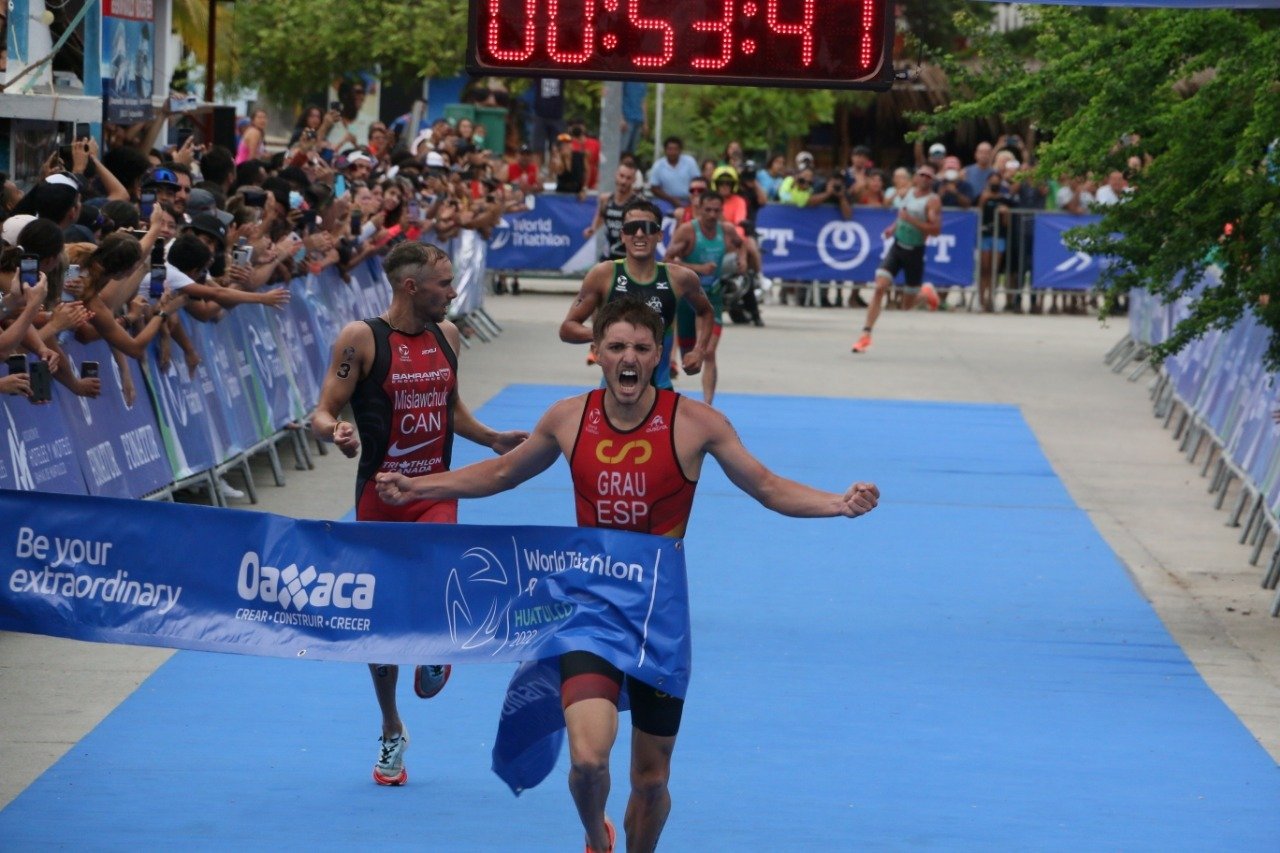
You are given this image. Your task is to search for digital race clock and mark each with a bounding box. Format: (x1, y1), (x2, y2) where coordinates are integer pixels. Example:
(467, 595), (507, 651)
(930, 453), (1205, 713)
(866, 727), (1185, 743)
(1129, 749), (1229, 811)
(467, 0), (894, 90)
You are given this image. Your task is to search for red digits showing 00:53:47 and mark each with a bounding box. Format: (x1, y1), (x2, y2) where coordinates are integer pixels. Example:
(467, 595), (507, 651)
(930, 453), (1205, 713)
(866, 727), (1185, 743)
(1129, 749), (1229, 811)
(628, 0), (675, 68)
(692, 0), (733, 70)
(767, 0), (815, 67)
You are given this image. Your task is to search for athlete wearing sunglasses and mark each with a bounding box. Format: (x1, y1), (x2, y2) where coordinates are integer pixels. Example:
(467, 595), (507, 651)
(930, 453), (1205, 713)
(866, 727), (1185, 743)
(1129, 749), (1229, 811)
(560, 199), (714, 389)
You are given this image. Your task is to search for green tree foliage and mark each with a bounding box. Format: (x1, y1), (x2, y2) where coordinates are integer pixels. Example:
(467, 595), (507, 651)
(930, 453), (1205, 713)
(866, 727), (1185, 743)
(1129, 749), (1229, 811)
(925, 7), (1280, 367)
(658, 85), (836, 161)
(233, 0), (468, 104)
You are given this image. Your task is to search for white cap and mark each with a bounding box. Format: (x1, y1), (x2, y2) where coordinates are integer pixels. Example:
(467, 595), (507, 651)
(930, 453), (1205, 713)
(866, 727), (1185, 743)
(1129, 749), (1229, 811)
(346, 151), (373, 166)
(45, 173), (81, 190)
(928, 143), (946, 157)
(411, 130), (433, 154)
(425, 151), (447, 168)
(1, 214), (37, 247)
(795, 150), (814, 167)
(1005, 159), (1021, 170)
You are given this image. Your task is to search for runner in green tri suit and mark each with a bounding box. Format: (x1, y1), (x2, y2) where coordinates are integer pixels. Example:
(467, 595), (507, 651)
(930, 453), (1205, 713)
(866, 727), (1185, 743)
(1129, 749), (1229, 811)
(560, 198), (713, 390)
(666, 190), (746, 405)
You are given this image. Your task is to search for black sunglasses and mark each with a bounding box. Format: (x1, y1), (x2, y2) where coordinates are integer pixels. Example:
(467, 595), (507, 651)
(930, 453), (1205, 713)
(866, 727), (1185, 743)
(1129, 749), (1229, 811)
(621, 220), (662, 236)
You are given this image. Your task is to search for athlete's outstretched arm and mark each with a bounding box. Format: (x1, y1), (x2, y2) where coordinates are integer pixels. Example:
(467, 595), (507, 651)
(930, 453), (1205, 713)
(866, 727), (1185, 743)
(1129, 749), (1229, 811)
(559, 262), (611, 344)
(376, 399), (574, 503)
(693, 403), (880, 518)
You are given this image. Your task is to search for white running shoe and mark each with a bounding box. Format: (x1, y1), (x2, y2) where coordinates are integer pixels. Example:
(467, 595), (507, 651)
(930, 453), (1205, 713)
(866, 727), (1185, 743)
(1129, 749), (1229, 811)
(373, 730), (409, 786)
(217, 476), (246, 500)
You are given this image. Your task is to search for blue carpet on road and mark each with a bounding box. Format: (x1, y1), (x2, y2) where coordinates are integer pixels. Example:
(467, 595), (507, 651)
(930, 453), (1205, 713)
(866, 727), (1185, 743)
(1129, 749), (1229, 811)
(2, 385), (1277, 851)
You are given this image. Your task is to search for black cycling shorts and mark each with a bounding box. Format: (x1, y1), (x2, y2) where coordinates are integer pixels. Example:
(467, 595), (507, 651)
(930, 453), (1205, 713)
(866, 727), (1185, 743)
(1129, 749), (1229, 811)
(559, 650), (684, 738)
(877, 242), (927, 288)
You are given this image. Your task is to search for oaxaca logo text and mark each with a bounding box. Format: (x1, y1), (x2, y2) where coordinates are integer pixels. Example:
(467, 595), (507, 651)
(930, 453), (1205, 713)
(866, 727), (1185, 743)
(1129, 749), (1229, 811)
(236, 551), (374, 611)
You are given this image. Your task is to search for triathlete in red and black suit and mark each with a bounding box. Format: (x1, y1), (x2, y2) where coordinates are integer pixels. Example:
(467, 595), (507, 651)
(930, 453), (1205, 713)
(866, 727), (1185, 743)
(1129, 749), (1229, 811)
(312, 242), (528, 787)
(376, 297), (879, 852)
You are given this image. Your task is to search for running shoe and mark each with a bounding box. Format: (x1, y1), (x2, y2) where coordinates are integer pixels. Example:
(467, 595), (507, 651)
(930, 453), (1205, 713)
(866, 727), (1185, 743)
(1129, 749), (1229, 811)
(851, 333), (873, 353)
(413, 664), (451, 699)
(373, 730), (408, 786)
(585, 815), (616, 853)
(921, 283), (940, 311)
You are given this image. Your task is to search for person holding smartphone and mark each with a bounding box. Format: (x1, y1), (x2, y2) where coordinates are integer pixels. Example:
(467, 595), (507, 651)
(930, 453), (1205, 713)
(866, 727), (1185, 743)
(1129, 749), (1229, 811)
(73, 233), (185, 362)
(0, 247), (51, 386)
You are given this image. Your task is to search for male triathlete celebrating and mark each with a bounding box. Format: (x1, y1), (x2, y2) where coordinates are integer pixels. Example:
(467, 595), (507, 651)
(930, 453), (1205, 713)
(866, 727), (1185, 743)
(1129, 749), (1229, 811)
(311, 241), (527, 786)
(377, 297), (879, 852)
(560, 199), (714, 388)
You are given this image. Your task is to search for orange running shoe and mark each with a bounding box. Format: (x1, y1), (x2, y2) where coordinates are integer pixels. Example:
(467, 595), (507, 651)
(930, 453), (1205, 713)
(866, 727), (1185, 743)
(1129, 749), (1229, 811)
(585, 816), (616, 853)
(851, 333), (873, 353)
(921, 282), (940, 311)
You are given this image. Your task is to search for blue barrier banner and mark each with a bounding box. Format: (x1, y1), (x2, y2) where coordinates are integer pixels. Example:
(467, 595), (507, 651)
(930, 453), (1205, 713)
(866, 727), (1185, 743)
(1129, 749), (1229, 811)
(0, 489), (691, 792)
(184, 318), (264, 455)
(141, 347), (220, 479)
(232, 306), (298, 433)
(754, 206), (979, 286)
(275, 299), (322, 413)
(1031, 214), (1107, 290)
(57, 339), (170, 498)
(0, 392), (87, 495)
(487, 194), (599, 273)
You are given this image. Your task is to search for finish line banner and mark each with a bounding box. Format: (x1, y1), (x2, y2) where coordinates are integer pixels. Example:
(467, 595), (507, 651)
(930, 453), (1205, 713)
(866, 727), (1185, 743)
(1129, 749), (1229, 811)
(0, 490), (691, 790)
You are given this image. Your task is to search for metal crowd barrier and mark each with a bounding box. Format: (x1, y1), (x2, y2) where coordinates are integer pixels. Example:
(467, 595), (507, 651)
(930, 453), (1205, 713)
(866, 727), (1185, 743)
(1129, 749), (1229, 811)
(1113, 274), (1280, 615)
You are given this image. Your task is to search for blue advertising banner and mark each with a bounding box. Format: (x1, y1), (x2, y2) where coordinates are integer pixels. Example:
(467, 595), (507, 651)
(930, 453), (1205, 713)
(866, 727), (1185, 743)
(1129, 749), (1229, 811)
(1031, 214), (1108, 290)
(0, 390), (86, 495)
(754, 206), (979, 286)
(487, 194), (599, 274)
(183, 318), (263, 456)
(141, 345), (220, 479)
(231, 306), (298, 432)
(0, 489), (691, 792)
(57, 338), (170, 498)
(101, 0), (157, 124)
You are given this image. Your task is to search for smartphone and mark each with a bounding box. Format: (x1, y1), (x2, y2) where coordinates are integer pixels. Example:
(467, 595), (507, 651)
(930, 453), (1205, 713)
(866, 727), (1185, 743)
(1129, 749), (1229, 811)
(28, 361), (52, 403)
(139, 190), (156, 221)
(74, 122), (91, 141)
(330, 100), (342, 112)
(19, 254), (40, 288)
(149, 244), (166, 300)
(242, 188), (267, 208)
(407, 198), (422, 221)
(350, 210), (362, 232)
(176, 126), (194, 147)
(6, 355), (26, 376)
(334, 174), (347, 198)
(232, 243), (253, 267)
(80, 360), (99, 380)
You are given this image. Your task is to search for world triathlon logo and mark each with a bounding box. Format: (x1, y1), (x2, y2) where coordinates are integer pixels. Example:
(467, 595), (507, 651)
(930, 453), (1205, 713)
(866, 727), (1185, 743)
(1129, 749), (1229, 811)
(489, 218), (513, 251)
(444, 547), (514, 651)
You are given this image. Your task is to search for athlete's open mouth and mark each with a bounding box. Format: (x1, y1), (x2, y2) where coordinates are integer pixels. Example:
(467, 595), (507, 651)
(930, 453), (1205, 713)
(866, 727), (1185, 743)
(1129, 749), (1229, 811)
(619, 368), (640, 390)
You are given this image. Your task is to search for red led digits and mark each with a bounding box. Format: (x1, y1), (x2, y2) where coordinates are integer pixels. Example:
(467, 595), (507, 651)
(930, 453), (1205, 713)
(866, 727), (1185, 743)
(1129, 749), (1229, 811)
(547, 0), (595, 64)
(766, 0), (815, 67)
(627, 0), (675, 68)
(691, 0), (734, 70)
(861, 0), (876, 68)
(485, 0), (537, 62)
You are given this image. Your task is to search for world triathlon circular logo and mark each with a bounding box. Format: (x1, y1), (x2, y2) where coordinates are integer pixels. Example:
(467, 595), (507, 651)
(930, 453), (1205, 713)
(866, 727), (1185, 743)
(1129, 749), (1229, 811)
(816, 220), (873, 271)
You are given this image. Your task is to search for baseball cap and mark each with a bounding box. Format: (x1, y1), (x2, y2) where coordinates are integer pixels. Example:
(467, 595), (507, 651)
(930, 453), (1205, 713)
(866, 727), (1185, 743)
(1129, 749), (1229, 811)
(928, 143), (947, 157)
(346, 151), (374, 167)
(518, 143), (531, 154)
(557, 133), (573, 143)
(187, 188), (219, 215)
(45, 172), (82, 191)
(1, 214), (37, 247)
(187, 212), (229, 243)
(425, 151), (447, 168)
(795, 150), (814, 167)
(143, 166), (182, 189)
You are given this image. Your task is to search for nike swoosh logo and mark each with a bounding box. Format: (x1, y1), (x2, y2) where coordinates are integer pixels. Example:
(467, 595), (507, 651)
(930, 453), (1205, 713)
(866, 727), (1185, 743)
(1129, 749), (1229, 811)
(386, 436), (443, 458)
